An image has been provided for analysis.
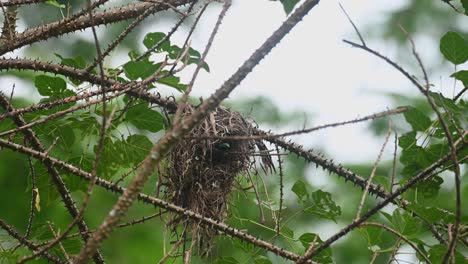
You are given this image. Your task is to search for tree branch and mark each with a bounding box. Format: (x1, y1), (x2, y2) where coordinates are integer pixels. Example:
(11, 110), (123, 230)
(73, 0), (321, 262)
(0, 0), (195, 54)
(0, 93), (105, 264)
(0, 137), (310, 263)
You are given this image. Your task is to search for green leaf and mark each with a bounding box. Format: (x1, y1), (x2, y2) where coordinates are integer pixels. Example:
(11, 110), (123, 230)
(188, 47), (201, 58)
(305, 190), (341, 222)
(123, 60), (160, 81)
(0, 119), (15, 133)
(281, 0), (300, 15)
(439, 31), (468, 65)
(406, 204), (448, 223)
(233, 238), (254, 253)
(45, 0), (65, 8)
(187, 57), (210, 72)
(359, 225), (383, 246)
(462, 0), (468, 15)
(35, 121), (76, 154)
(168, 45), (182, 60)
(143, 32), (164, 47)
(291, 180), (308, 201)
(119, 135), (153, 164)
(95, 137), (122, 178)
(398, 131), (416, 149)
(254, 257), (272, 264)
(298, 233), (333, 263)
(451, 70), (468, 86)
(32, 162), (59, 205)
(428, 245), (465, 263)
(415, 175), (443, 199)
(125, 103), (165, 132)
(70, 112), (100, 136)
(214, 257), (239, 264)
(34, 75), (70, 96)
(54, 53), (86, 69)
(187, 47), (210, 72)
(373, 176), (390, 191)
(391, 210), (423, 238)
(298, 233), (317, 248)
(54, 53), (87, 85)
(281, 225), (294, 238)
(156, 75), (186, 92)
(143, 32), (170, 52)
(429, 92), (462, 114)
(403, 107), (432, 132)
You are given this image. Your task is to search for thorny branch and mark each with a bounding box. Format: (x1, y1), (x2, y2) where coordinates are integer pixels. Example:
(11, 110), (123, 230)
(345, 34), (463, 263)
(0, 219), (64, 263)
(0, 137), (312, 263)
(0, 0), (196, 54)
(74, 1), (321, 262)
(0, 93), (105, 264)
(306, 134), (466, 260)
(0, 0), (465, 262)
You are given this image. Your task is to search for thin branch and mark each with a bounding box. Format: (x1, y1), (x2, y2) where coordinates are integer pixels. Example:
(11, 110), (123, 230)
(46, 222), (71, 262)
(0, 0), (195, 54)
(338, 2), (365, 46)
(397, 24), (430, 89)
(264, 128), (465, 245)
(406, 33), (461, 264)
(361, 222), (431, 263)
(134, 0), (199, 63)
(390, 132), (397, 194)
(0, 218), (64, 263)
(0, 58), (173, 120)
(0, 93), (105, 264)
(275, 145), (284, 235)
(84, 1), (169, 72)
(343, 39), (426, 92)
(172, 0), (223, 124)
(0, 5), (18, 44)
(247, 171), (266, 224)
(453, 86), (467, 101)
(355, 123), (392, 220)
(0, 59), (170, 138)
(307, 135), (466, 258)
(0, 138), (309, 262)
(0, 0), (46, 6)
(25, 156), (37, 238)
(73, 1), (321, 262)
(188, 107), (409, 140)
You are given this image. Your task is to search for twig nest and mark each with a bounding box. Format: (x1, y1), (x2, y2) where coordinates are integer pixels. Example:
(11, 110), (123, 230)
(163, 105), (273, 254)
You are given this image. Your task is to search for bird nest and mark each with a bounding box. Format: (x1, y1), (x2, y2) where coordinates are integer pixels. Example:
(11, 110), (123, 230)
(162, 105), (273, 254)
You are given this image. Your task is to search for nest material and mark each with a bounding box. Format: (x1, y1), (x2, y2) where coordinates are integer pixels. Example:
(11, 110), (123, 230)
(163, 105), (273, 254)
